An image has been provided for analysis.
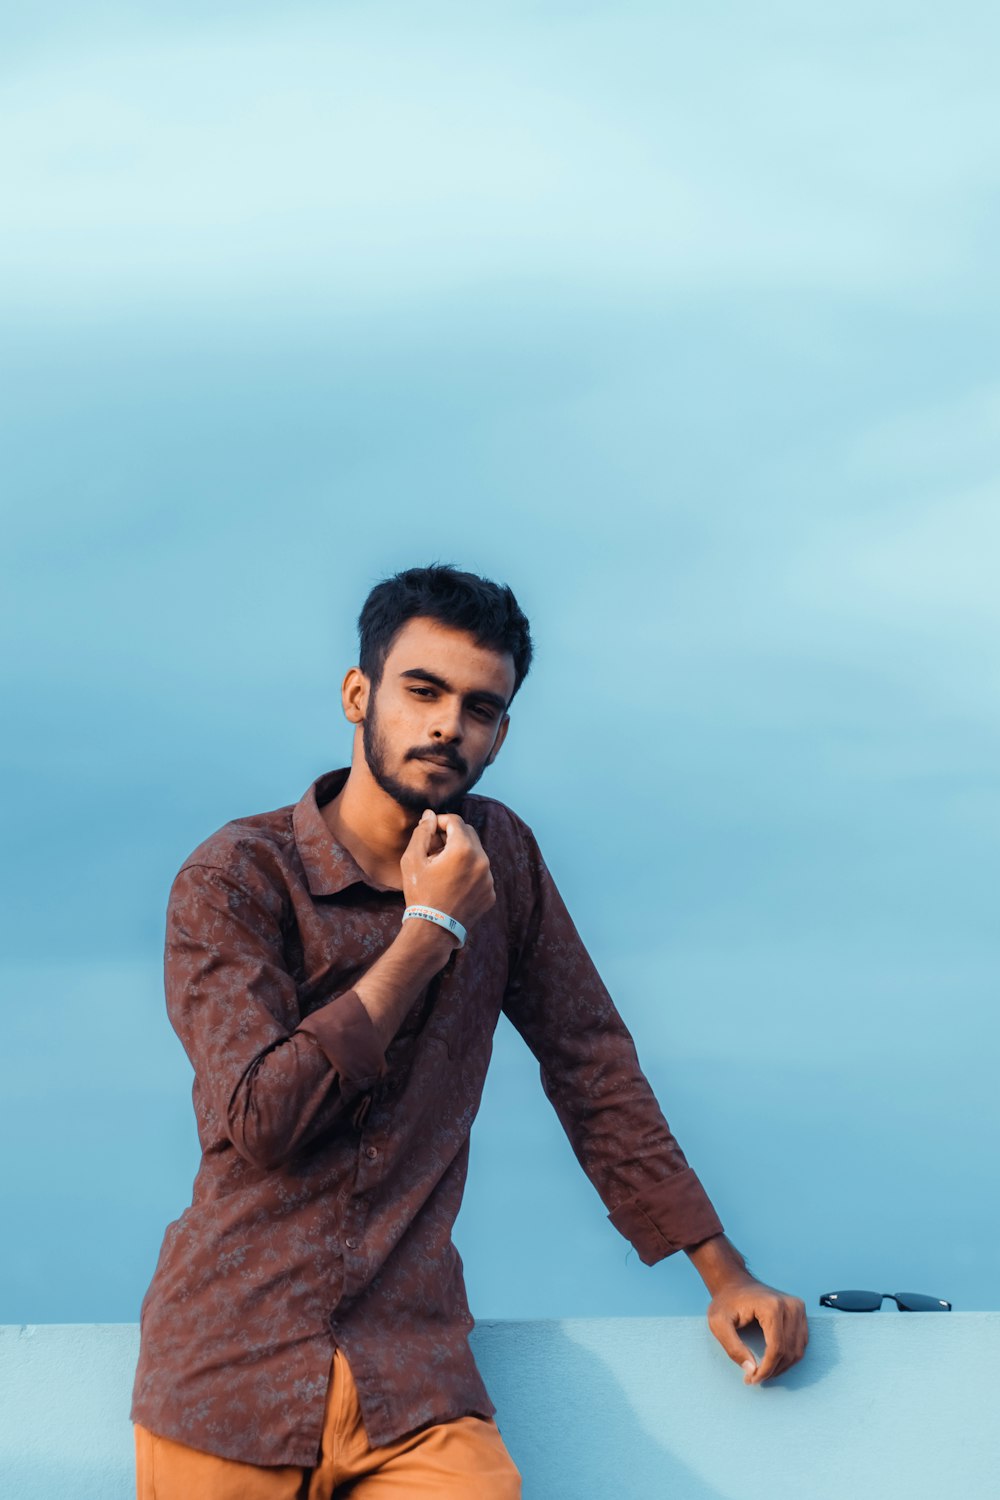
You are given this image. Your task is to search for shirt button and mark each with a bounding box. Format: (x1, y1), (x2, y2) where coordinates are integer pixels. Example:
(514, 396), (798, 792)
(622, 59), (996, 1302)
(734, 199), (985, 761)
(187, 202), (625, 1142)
(365, 1145), (378, 1159)
(345, 1236), (358, 1250)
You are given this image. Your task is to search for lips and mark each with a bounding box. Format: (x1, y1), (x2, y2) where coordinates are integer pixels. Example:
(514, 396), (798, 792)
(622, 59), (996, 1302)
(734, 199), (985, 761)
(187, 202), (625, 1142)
(419, 755), (458, 769)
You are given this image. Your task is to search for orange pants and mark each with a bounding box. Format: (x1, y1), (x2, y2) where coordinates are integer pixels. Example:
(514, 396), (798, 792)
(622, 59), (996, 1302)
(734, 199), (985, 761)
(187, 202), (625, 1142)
(134, 1350), (521, 1498)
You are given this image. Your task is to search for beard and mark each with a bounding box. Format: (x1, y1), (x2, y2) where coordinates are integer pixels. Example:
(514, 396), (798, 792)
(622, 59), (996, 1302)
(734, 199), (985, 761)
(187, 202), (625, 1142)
(362, 692), (490, 815)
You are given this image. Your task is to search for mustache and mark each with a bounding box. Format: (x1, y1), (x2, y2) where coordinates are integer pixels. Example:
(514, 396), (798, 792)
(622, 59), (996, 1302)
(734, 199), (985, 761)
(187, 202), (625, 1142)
(407, 746), (467, 773)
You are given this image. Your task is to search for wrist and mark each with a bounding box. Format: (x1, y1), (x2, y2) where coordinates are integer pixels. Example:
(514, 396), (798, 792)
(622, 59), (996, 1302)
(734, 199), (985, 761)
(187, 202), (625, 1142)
(394, 911), (458, 968)
(686, 1234), (754, 1298)
(402, 903), (467, 949)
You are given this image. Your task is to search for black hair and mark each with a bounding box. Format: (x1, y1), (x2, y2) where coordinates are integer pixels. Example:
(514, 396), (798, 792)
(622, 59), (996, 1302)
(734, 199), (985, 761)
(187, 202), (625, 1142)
(358, 563), (533, 702)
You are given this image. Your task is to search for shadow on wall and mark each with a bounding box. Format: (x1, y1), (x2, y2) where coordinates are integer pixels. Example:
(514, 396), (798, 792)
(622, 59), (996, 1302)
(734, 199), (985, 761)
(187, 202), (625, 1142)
(474, 1318), (839, 1499)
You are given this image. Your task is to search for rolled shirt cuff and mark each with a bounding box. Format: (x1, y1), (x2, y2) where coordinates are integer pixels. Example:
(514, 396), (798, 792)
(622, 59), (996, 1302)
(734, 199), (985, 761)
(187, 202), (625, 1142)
(297, 989), (387, 1091)
(607, 1167), (724, 1265)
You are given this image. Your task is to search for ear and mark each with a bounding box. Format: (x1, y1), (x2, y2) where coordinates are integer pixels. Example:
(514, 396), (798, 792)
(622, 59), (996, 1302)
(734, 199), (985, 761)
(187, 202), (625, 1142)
(485, 713), (511, 766)
(342, 667), (370, 725)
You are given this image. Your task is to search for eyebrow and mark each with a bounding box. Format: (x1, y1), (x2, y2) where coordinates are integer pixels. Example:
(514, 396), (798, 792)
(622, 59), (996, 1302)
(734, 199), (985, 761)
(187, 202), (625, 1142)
(398, 668), (509, 715)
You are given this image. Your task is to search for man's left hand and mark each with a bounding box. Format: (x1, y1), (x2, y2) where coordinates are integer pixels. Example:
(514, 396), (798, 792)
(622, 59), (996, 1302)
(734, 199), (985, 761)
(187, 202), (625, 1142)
(707, 1275), (809, 1384)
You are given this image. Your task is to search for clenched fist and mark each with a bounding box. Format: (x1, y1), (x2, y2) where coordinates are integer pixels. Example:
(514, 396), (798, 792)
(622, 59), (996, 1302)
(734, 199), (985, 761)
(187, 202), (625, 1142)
(400, 810), (496, 938)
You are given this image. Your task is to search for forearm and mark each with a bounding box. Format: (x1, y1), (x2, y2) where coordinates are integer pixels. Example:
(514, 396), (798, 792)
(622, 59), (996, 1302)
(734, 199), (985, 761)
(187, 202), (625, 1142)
(506, 985), (724, 1258)
(227, 924), (454, 1165)
(686, 1233), (752, 1295)
(353, 917), (457, 1050)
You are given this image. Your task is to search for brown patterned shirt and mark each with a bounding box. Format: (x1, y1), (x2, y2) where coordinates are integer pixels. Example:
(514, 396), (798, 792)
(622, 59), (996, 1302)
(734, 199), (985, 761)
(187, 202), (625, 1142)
(131, 769), (723, 1466)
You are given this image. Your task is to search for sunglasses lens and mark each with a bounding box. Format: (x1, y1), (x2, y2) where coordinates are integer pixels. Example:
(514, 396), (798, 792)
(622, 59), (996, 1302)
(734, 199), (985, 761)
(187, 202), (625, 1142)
(824, 1290), (882, 1311)
(895, 1293), (951, 1311)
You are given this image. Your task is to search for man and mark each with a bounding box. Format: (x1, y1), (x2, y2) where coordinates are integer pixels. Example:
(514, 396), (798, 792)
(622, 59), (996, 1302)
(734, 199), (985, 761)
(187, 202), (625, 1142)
(132, 563), (807, 1497)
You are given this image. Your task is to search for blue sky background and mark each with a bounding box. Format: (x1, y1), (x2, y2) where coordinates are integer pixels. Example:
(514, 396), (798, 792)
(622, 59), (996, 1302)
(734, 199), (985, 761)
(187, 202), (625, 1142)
(2, 2), (998, 1323)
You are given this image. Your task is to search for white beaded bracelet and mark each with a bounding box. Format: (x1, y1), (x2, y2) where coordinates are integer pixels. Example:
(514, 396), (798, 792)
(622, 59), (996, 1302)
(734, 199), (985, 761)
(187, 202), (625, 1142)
(402, 904), (467, 948)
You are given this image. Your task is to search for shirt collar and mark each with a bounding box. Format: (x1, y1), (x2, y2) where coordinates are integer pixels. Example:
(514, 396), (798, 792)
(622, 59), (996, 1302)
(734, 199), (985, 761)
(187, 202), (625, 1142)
(292, 768), (381, 897)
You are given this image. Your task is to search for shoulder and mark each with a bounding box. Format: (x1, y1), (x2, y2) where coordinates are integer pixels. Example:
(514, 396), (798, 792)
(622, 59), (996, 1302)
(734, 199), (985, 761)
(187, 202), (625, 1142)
(462, 790), (532, 840)
(462, 793), (544, 881)
(172, 800), (298, 915)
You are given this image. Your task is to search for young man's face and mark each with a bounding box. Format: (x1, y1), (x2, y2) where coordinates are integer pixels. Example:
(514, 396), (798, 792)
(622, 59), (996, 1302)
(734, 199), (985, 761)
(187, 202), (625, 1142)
(360, 616), (516, 815)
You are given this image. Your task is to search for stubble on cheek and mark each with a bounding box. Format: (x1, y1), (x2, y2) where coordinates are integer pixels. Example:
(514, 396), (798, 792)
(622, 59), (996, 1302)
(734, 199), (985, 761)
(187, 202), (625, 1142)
(361, 693), (493, 815)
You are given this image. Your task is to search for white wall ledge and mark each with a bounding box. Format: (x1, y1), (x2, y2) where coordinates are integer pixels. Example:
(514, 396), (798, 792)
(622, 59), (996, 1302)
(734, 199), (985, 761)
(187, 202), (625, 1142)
(2, 1316), (998, 1498)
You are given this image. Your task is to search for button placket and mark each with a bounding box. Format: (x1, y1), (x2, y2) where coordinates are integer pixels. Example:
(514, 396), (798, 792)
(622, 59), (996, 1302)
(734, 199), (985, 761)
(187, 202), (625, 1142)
(341, 1213), (365, 1282)
(341, 1130), (384, 1280)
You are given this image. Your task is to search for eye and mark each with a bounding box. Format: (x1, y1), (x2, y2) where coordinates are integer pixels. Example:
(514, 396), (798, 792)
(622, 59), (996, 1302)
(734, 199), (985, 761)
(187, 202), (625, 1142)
(409, 687), (435, 698)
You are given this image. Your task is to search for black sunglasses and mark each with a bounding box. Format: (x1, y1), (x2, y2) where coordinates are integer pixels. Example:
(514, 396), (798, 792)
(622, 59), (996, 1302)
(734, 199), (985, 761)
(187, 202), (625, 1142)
(820, 1289), (951, 1312)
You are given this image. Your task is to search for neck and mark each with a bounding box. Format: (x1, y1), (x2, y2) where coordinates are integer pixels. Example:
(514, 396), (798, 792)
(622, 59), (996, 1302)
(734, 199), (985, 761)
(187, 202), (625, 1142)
(320, 737), (419, 887)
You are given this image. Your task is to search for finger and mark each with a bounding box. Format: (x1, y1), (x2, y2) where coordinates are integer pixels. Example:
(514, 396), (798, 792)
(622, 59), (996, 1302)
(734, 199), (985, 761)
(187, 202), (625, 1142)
(459, 822), (488, 858)
(749, 1305), (788, 1383)
(756, 1299), (809, 1382)
(707, 1310), (758, 1382)
(434, 813), (464, 836)
(406, 808), (440, 858)
(789, 1302), (810, 1367)
(435, 813), (475, 850)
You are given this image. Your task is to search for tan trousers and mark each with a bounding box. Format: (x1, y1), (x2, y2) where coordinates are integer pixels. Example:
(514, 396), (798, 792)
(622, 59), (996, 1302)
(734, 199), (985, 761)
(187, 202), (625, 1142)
(134, 1350), (522, 1498)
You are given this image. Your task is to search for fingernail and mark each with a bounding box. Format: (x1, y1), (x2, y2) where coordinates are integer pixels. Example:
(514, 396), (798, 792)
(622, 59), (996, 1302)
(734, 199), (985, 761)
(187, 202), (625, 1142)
(742, 1359), (756, 1379)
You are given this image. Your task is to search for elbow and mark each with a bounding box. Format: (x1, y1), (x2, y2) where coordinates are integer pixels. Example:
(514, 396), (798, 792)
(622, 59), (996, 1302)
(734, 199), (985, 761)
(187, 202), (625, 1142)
(226, 1103), (296, 1172)
(224, 1060), (301, 1170)
(223, 1044), (358, 1170)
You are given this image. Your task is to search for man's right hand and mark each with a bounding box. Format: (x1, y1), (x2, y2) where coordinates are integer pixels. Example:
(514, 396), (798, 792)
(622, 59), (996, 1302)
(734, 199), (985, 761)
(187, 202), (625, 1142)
(400, 810), (496, 936)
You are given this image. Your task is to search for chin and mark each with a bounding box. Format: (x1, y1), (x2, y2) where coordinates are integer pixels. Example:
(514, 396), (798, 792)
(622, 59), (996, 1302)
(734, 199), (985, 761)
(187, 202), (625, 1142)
(435, 790), (468, 816)
(414, 774), (471, 818)
(412, 779), (464, 816)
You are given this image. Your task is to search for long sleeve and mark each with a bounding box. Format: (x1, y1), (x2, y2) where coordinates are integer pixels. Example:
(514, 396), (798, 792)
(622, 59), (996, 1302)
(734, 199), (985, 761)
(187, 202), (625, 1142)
(501, 826), (723, 1265)
(165, 861), (386, 1170)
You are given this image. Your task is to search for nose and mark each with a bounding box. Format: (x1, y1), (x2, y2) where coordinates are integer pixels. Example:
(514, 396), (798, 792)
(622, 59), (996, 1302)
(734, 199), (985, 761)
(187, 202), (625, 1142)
(429, 700), (463, 743)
